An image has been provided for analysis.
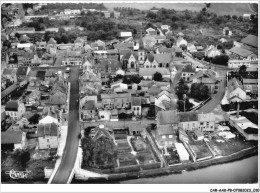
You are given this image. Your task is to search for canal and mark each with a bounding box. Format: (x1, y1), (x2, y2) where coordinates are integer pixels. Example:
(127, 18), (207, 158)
(72, 155), (258, 184)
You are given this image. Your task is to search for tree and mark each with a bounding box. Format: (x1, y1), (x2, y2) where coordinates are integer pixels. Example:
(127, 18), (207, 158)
(239, 65), (247, 77)
(190, 83), (210, 101)
(202, 7), (207, 12)
(180, 44), (187, 51)
(146, 11), (157, 20)
(211, 54), (229, 66)
(28, 114), (40, 124)
(206, 3), (211, 8)
(215, 16), (224, 25)
(61, 34), (69, 44)
(232, 15), (238, 20)
(153, 72), (163, 81)
(171, 15), (179, 22)
(238, 16), (243, 22)
(12, 149), (30, 168)
(175, 79), (189, 99)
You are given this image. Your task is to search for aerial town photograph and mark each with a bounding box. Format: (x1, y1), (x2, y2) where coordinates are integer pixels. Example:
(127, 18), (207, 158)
(0, 1), (258, 191)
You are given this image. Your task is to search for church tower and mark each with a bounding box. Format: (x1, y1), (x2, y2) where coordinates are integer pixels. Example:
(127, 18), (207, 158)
(138, 29), (145, 65)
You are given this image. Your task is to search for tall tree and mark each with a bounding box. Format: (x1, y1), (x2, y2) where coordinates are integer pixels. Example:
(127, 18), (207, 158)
(175, 78), (189, 99)
(153, 72), (163, 81)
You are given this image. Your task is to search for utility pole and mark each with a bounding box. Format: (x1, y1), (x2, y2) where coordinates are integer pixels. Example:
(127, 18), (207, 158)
(183, 94), (187, 112)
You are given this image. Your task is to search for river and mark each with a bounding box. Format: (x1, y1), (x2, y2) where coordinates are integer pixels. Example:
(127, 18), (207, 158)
(72, 155), (258, 184)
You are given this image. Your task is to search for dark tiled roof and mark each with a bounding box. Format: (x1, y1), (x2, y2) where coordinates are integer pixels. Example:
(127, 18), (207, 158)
(37, 123), (58, 137)
(1, 84), (19, 99)
(157, 110), (179, 125)
(182, 64), (196, 73)
(1, 131), (22, 144)
(178, 112), (198, 122)
(5, 100), (19, 111)
(3, 68), (14, 75)
(229, 47), (253, 58)
(128, 122), (143, 132)
(131, 97), (141, 106)
(157, 124), (174, 135)
(241, 35), (258, 48)
(122, 52), (138, 60)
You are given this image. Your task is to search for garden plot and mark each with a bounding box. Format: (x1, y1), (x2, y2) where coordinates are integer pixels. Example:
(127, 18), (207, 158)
(130, 137), (158, 165)
(187, 133), (212, 161)
(164, 146), (181, 166)
(116, 139), (138, 167)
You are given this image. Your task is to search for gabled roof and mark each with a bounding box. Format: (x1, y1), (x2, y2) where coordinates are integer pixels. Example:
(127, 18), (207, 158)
(49, 91), (66, 105)
(198, 113), (215, 122)
(139, 68), (170, 76)
(154, 53), (172, 63)
(1, 84), (19, 99)
(1, 131), (23, 144)
(157, 124), (174, 135)
(128, 122), (143, 132)
(243, 79), (258, 84)
(37, 123), (58, 137)
(148, 84), (161, 96)
(90, 127), (114, 141)
(182, 64), (195, 73)
(74, 37), (84, 43)
(241, 34), (258, 48)
(229, 47), (253, 58)
(157, 110), (179, 125)
(3, 68), (15, 75)
(5, 100), (19, 111)
(178, 112), (198, 122)
(47, 38), (57, 45)
(131, 97), (141, 106)
(122, 52), (138, 60)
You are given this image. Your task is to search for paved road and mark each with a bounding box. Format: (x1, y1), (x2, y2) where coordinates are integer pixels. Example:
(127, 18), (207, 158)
(51, 67), (80, 184)
(198, 69), (227, 114)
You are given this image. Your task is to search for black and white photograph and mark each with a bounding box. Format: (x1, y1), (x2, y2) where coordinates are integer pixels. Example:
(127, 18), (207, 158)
(0, 1), (258, 192)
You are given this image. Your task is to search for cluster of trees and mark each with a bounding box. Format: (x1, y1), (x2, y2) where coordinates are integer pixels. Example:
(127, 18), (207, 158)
(211, 54), (229, 66)
(113, 7), (141, 17)
(190, 83), (210, 101)
(40, 3), (106, 12)
(153, 72), (163, 81)
(81, 136), (117, 169)
(122, 75), (142, 84)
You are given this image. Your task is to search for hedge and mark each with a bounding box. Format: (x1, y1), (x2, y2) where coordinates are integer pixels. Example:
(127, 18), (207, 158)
(141, 162), (161, 170)
(112, 165), (141, 173)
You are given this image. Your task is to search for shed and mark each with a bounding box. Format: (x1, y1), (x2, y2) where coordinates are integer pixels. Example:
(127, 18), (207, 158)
(174, 142), (189, 161)
(194, 130), (204, 140)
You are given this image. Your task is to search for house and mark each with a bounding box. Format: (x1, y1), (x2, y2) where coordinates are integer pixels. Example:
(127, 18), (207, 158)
(243, 79), (258, 94)
(119, 31), (132, 38)
(74, 37), (85, 48)
(161, 25), (170, 31)
(139, 68), (171, 80)
(101, 92), (131, 110)
(81, 100), (96, 122)
(111, 82), (128, 93)
(178, 112), (199, 131)
(1, 130), (27, 151)
(188, 70), (219, 94)
(181, 64), (196, 81)
(241, 34), (258, 48)
(143, 54), (158, 68)
(187, 43), (197, 53)
(48, 91), (67, 107)
(143, 35), (157, 49)
(228, 60), (251, 69)
(62, 50), (83, 66)
(100, 58), (121, 77)
(176, 32), (184, 37)
(154, 53), (173, 68)
(2, 68), (17, 83)
(122, 52), (139, 69)
(25, 90), (41, 110)
(16, 66), (30, 82)
(229, 47), (257, 61)
(223, 27), (232, 36)
(113, 11), (120, 19)
(222, 78), (246, 105)
(146, 27), (156, 34)
(89, 126), (115, 142)
(1, 84), (19, 105)
(155, 90), (171, 111)
(174, 143), (189, 161)
(128, 122), (143, 135)
(205, 45), (221, 58)
(131, 97), (142, 116)
(198, 113), (215, 132)
(37, 123), (59, 149)
(5, 100), (26, 121)
(176, 37), (188, 47)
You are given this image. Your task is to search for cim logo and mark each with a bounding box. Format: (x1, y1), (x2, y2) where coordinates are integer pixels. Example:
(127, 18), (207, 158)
(5, 169), (31, 179)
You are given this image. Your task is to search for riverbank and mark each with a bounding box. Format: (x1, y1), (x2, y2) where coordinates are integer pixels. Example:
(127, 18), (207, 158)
(72, 146), (258, 183)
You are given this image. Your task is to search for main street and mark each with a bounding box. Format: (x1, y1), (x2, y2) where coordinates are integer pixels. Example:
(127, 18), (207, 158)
(51, 67), (80, 184)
